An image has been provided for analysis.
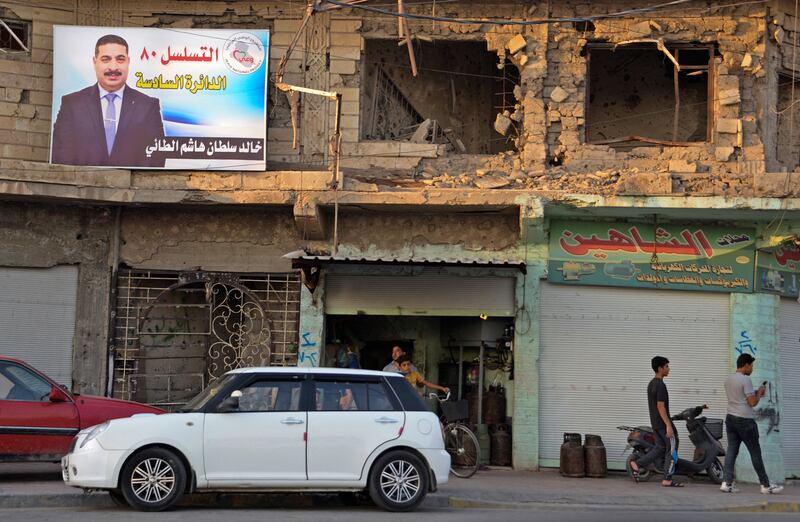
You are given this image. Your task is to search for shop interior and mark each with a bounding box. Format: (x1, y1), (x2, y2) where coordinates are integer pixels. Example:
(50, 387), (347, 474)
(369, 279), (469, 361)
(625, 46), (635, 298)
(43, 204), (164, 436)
(324, 315), (515, 467)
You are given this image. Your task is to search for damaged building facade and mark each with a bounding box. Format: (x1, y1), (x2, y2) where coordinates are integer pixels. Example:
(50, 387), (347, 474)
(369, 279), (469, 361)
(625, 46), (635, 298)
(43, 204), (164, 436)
(1, 0), (799, 480)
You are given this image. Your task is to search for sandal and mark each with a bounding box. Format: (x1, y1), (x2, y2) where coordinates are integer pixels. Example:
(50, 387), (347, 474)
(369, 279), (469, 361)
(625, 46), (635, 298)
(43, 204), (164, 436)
(662, 480), (684, 487)
(629, 461), (640, 483)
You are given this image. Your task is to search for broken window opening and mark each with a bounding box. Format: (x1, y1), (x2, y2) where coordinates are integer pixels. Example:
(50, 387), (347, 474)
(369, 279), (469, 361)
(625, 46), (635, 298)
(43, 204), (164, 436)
(776, 71), (800, 171)
(586, 43), (713, 149)
(361, 39), (518, 154)
(0, 18), (29, 53)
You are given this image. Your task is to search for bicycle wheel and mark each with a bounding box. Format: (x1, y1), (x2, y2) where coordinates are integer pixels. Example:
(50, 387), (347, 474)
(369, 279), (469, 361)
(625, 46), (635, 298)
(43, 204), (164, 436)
(444, 423), (480, 478)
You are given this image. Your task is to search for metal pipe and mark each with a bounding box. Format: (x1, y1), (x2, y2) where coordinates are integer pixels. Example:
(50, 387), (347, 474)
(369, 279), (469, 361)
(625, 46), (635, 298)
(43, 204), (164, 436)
(458, 345), (463, 400)
(477, 342), (484, 424)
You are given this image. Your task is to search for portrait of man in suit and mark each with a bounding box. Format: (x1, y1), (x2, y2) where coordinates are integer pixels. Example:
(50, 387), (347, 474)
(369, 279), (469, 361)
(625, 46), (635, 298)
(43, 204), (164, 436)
(51, 34), (166, 167)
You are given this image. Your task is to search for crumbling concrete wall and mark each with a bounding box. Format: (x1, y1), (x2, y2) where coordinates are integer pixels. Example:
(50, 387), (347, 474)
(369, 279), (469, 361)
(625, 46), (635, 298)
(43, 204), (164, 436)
(0, 201), (113, 394)
(119, 207), (302, 273)
(0, 0), (788, 197)
(315, 209), (519, 256)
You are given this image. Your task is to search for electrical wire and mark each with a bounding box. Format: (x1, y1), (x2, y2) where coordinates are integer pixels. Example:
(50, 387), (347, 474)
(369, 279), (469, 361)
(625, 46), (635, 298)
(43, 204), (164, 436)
(320, 0), (699, 25)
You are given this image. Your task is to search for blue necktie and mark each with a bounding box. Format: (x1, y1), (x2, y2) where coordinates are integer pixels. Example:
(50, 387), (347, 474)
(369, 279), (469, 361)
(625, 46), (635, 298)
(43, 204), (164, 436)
(104, 93), (117, 155)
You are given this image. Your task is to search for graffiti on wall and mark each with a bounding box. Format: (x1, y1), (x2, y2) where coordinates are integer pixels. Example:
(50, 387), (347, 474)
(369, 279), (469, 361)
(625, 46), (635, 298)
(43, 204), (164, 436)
(298, 331), (318, 367)
(755, 381), (780, 435)
(734, 330), (757, 356)
(733, 330), (779, 433)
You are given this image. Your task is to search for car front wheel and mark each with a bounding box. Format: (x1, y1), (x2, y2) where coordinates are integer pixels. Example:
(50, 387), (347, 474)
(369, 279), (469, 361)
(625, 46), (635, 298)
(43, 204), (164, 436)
(368, 450), (429, 512)
(120, 447), (186, 511)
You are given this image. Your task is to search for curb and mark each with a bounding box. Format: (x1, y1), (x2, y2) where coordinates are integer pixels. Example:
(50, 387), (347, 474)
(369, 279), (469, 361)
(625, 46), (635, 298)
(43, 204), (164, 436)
(0, 491), (797, 513)
(445, 496), (800, 513)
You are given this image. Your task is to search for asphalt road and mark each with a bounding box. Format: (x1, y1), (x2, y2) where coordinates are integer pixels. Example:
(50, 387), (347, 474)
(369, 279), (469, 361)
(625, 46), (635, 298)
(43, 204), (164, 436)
(2, 506), (799, 521)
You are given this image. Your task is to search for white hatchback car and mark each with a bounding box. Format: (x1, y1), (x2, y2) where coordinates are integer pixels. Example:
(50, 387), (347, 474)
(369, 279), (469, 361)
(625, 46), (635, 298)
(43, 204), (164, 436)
(62, 368), (449, 512)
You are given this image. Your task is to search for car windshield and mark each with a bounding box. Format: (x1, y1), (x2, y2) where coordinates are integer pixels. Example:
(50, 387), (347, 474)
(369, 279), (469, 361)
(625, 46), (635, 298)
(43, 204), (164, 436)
(177, 374), (234, 412)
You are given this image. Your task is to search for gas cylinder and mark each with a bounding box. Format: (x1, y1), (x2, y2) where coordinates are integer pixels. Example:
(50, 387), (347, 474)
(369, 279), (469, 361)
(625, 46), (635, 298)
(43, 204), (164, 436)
(490, 424), (512, 466)
(483, 385), (506, 425)
(584, 434), (607, 478)
(560, 433), (585, 477)
(466, 387), (480, 425)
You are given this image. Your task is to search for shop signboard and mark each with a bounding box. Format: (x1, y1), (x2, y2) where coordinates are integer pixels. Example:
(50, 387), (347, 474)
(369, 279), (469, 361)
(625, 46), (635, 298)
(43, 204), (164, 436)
(548, 221), (755, 293)
(50, 26), (268, 170)
(755, 243), (800, 298)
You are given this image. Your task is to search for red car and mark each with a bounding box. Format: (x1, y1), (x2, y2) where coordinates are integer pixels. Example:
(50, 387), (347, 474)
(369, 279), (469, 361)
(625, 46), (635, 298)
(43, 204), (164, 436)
(0, 356), (163, 462)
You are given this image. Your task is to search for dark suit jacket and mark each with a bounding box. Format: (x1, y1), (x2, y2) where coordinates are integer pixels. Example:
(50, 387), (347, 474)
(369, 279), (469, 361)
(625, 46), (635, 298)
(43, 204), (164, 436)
(51, 84), (166, 167)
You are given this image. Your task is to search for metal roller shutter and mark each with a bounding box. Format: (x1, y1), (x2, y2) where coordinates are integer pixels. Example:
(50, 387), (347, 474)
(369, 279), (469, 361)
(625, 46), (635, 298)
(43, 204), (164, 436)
(0, 266), (78, 386)
(539, 283), (730, 470)
(779, 298), (800, 478)
(325, 269), (516, 316)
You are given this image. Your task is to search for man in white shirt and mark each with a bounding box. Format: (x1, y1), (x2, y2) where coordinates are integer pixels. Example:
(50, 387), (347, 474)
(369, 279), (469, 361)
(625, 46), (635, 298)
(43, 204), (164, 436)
(720, 353), (783, 494)
(382, 345), (417, 374)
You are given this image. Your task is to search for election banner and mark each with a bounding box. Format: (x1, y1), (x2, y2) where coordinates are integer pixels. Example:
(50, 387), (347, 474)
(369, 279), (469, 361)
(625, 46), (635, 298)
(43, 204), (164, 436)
(755, 243), (800, 298)
(50, 26), (268, 170)
(548, 221), (756, 293)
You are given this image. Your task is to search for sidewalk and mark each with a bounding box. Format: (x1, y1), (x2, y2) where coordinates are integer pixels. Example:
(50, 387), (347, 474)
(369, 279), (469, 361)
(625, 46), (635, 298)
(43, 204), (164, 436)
(1, 463), (798, 512)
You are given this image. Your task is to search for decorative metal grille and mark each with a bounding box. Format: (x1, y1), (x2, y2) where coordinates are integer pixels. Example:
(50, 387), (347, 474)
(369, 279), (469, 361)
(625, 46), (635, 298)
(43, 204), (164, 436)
(112, 269), (301, 410)
(367, 66), (424, 141)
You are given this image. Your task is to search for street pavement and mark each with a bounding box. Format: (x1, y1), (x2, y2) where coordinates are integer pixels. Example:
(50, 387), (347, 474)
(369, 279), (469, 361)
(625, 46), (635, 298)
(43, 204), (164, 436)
(2, 507), (800, 521)
(1, 462), (799, 514)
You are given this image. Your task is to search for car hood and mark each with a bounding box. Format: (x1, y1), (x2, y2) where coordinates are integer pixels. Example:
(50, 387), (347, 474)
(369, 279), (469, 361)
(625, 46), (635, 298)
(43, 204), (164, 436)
(75, 394), (164, 429)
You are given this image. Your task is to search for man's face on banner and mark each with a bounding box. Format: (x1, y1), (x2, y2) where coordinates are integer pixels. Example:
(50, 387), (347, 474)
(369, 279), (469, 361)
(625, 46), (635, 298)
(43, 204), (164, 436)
(93, 43), (129, 92)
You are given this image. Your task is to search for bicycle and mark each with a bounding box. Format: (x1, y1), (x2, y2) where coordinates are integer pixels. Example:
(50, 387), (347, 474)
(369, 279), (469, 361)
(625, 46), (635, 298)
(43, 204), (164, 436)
(429, 392), (480, 478)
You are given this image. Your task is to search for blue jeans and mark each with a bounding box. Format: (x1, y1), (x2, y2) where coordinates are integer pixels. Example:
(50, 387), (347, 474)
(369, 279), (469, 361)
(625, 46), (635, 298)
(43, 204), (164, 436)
(723, 414), (770, 486)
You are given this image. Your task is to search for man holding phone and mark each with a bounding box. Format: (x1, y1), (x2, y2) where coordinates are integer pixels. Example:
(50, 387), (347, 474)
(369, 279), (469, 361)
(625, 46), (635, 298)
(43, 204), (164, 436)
(720, 353), (783, 494)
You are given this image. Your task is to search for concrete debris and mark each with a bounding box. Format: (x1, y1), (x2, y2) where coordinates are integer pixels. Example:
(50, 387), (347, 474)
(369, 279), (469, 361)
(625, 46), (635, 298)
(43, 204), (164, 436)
(506, 34), (527, 55)
(410, 119), (433, 143)
(494, 112), (513, 136)
(474, 176), (511, 189)
(741, 53), (754, 68)
(517, 54), (529, 66)
(513, 85), (523, 101)
(550, 86), (570, 103)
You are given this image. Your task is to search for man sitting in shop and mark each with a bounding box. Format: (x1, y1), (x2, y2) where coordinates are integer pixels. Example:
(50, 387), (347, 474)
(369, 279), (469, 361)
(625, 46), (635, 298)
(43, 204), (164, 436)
(383, 345), (417, 373)
(397, 355), (449, 396)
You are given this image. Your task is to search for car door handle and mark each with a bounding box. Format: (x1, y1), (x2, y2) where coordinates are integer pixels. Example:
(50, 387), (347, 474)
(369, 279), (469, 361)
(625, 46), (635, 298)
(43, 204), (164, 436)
(280, 417), (305, 425)
(375, 417), (399, 424)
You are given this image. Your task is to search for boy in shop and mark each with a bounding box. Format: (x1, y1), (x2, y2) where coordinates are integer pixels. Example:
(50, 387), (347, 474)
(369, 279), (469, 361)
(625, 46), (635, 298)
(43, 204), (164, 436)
(397, 355), (450, 396)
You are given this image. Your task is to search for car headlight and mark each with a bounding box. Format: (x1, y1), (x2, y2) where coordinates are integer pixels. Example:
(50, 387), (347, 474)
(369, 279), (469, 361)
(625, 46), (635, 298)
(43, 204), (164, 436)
(79, 422), (110, 448)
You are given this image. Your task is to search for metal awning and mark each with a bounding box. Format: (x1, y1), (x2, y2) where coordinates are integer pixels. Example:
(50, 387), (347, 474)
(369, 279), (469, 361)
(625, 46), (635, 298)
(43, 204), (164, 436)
(287, 253), (526, 273)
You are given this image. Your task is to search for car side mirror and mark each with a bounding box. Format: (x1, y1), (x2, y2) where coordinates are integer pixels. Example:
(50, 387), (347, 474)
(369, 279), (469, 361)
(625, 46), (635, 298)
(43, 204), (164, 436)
(49, 386), (70, 403)
(218, 390), (242, 413)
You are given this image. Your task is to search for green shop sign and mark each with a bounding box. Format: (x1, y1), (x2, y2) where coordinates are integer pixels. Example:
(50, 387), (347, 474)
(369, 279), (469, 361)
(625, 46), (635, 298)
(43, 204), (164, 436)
(548, 221), (755, 293)
(756, 243), (800, 298)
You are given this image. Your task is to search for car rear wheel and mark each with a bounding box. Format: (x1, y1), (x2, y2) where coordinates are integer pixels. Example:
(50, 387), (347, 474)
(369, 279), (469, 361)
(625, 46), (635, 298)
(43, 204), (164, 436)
(368, 450), (428, 512)
(120, 448), (186, 512)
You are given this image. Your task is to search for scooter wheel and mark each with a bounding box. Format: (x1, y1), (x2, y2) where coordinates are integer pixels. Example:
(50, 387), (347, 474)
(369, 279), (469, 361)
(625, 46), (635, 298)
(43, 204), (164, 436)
(707, 458), (724, 484)
(627, 455), (652, 482)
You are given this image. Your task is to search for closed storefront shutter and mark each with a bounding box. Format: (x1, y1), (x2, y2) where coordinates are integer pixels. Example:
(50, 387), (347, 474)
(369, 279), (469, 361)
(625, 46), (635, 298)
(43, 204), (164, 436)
(0, 266), (78, 386)
(779, 298), (800, 478)
(539, 283), (730, 470)
(325, 269), (516, 316)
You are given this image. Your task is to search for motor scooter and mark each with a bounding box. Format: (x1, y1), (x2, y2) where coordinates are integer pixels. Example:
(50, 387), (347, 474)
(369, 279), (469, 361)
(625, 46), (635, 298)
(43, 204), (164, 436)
(617, 404), (725, 484)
